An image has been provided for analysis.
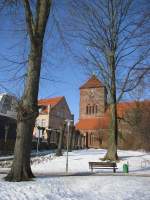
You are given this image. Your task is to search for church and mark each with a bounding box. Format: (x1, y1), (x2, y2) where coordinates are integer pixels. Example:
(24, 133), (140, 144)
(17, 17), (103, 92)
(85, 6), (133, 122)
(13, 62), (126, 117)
(76, 75), (109, 148)
(75, 75), (150, 150)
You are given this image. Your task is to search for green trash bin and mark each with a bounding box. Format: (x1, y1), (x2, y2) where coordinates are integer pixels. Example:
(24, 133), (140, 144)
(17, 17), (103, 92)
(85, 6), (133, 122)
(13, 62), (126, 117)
(123, 163), (129, 173)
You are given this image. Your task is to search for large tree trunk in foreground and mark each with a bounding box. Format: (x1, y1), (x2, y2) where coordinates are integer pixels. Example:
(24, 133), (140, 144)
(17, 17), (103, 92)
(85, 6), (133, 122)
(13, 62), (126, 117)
(5, 45), (42, 181)
(5, 0), (51, 181)
(6, 121), (35, 181)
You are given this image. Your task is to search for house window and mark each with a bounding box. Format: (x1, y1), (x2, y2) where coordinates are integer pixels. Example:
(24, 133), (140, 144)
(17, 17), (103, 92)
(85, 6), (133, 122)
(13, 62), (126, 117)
(41, 119), (46, 127)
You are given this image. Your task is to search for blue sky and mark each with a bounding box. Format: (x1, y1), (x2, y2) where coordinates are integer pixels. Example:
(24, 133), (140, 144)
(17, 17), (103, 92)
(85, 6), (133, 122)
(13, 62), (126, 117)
(0, 1), (149, 122)
(0, 30), (89, 122)
(0, 3), (90, 122)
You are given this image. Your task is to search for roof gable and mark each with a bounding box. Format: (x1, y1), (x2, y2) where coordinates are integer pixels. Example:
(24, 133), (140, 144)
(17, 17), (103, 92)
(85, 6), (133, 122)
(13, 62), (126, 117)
(38, 96), (64, 107)
(80, 75), (104, 89)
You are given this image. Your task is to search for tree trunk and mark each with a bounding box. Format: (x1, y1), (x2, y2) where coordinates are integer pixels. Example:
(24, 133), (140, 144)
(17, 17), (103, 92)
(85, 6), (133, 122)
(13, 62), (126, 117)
(56, 124), (66, 156)
(71, 131), (76, 150)
(5, 45), (42, 181)
(74, 132), (77, 149)
(103, 103), (118, 161)
(103, 58), (118, 161)
(76, 133), (80, 149)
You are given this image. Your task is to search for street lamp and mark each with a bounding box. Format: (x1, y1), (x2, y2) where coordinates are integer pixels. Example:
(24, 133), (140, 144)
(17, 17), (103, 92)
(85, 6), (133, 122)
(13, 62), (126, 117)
(65, 119), (73, 174)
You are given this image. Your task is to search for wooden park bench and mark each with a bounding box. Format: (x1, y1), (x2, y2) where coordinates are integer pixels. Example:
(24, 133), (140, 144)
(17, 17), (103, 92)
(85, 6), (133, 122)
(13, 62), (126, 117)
(89, 161), (118, 173)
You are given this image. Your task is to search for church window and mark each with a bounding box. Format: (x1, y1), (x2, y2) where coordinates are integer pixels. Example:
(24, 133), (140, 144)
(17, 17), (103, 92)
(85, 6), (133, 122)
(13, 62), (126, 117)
(95, 105), (98, 113)
(86, 105), (99, 115)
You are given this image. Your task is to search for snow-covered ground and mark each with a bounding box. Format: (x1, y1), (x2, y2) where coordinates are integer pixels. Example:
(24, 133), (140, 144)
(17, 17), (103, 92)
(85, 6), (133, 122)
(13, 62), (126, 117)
(0, 149), (150, 200)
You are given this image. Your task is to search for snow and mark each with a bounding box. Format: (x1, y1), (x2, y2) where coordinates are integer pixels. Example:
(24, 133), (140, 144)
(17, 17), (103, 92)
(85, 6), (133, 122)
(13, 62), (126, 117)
(0, 149), (150, 200)
(0, 150), (55, 161)
(32, 149), (150, 175)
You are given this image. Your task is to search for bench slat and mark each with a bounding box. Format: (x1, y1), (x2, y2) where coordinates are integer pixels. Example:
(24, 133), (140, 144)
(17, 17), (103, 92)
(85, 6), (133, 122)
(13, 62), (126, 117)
(89, 162), (117, 167)
(90, 167), (118, 169)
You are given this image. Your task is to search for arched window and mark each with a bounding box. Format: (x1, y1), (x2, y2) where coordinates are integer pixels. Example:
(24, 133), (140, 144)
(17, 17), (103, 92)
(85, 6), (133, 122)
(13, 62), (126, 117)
(95, 105), (98, 113)
(86, 105), (98, 115)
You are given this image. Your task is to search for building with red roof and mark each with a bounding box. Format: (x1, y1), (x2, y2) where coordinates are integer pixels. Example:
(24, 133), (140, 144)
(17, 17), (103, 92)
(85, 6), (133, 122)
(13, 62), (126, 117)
(75, 75), (150, 149)
(33, 96), (73, 147)
(75, 75), (109, 148)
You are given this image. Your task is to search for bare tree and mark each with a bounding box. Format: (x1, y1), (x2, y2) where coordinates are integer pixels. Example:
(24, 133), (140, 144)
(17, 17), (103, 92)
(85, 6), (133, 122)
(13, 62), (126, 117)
(65, 0), (150, 160)
(4, 0), (52, 182)
(124, 101), (150, 151)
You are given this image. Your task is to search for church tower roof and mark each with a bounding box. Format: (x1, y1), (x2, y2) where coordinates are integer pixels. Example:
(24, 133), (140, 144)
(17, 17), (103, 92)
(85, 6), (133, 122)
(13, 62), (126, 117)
(80, 75), (104, 89)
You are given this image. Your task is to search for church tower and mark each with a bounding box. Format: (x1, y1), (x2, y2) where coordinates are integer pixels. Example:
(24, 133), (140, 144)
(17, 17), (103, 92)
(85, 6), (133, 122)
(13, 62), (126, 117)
(79, 75), (107, 119)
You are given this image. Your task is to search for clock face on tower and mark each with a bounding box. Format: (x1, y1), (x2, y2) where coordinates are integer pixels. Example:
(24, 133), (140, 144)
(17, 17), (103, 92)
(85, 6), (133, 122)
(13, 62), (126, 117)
(89, 89), (95, 98)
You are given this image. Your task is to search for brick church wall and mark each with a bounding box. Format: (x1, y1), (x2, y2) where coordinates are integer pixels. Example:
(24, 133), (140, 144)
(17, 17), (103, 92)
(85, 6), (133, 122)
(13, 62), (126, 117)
(79, 87), (107, 119)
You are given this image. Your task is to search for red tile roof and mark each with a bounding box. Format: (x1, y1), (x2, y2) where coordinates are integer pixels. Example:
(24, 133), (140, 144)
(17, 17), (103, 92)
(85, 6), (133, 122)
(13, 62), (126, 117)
(76, 117), (109, 130)
(80, 75), (104, 89)
(38, 96), (63, 106)
(76, 100), (150, 130)
(38, 96), (64, 114)
(117, 100), (150, 118)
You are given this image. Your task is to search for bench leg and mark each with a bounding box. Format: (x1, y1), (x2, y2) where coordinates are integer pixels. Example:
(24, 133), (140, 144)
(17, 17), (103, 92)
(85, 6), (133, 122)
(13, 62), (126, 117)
(113, 168), (116, 173)
(89, 165), (93, 172)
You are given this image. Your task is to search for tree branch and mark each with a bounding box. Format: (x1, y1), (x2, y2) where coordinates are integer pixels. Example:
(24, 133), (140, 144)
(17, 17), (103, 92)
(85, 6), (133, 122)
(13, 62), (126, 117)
(35, 0), (51, 41)
(23, 0), (35, 43)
